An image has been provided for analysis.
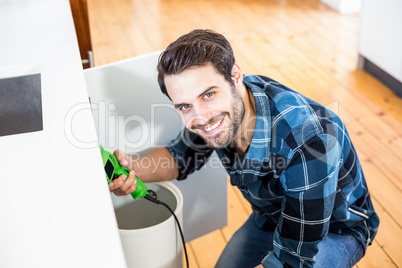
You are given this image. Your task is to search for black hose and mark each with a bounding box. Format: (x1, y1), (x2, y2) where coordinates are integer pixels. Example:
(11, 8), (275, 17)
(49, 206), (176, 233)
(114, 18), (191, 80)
(144, 193), (189, 268)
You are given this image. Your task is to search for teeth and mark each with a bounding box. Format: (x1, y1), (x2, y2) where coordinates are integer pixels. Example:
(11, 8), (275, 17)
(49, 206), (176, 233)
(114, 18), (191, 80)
(204, 118), (223, 132)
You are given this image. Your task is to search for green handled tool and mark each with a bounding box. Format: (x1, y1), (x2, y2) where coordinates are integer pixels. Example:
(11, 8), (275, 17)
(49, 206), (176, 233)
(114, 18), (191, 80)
(99, 145), (189, 268)
(100, 145), (147, 199)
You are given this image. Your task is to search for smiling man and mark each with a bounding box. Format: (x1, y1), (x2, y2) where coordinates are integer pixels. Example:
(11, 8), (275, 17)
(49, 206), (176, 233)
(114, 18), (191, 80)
(165, 62), (252, 152)
(110, 29), (379, 268)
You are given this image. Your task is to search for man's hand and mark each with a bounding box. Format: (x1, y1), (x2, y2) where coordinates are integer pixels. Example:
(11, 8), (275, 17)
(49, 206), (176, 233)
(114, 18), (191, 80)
(114, 149), (131, 169)
(255, 265), (264, 268)
(109, 149), (137, 196)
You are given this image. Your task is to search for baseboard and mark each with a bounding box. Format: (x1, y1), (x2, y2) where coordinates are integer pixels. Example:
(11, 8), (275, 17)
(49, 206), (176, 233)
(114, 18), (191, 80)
(360, 56), (402, 98)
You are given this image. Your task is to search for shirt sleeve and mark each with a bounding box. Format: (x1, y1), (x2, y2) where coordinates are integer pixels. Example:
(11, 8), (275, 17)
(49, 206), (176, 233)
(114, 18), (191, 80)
(165, 128), (214, 180)
(262, 133), (342, 268)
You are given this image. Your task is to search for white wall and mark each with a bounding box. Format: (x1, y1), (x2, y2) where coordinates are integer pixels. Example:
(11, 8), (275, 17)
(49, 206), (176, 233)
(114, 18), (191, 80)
(320, 0), (362, 14)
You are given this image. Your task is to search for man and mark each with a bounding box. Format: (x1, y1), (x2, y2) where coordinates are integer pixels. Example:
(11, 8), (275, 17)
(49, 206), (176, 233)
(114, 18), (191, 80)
(109, 29), (379, 268)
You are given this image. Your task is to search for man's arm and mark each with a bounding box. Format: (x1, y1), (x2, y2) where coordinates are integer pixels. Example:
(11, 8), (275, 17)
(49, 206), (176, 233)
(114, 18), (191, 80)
(109, 147), (179, 196)
(261, 133), (341, 268)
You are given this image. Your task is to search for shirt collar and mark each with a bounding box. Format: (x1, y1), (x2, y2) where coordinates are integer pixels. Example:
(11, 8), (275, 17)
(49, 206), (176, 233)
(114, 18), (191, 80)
(242, 75), (271, 162)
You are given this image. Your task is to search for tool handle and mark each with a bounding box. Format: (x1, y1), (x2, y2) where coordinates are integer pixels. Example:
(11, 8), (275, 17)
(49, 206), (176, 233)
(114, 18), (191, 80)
(100, 145), (148, 199)
(115, 166), (148, 199)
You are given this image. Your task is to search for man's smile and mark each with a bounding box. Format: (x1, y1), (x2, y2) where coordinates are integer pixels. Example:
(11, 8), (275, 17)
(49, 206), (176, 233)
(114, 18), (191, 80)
(202, 117), (224, 133)
(191, 114), (227, 135)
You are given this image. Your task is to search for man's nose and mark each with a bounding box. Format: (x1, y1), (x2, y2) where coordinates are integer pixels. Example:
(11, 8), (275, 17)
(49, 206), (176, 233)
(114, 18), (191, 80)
(190, 105), (212, 126)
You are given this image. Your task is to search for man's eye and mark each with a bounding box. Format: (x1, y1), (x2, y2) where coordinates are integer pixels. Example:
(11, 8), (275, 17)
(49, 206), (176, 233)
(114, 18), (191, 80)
(181, 104), (191, 111)
(205, 92), (214, 99)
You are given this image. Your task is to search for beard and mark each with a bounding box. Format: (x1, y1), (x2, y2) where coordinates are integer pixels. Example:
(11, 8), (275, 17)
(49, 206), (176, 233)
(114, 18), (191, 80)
(192, 87), (245, 149)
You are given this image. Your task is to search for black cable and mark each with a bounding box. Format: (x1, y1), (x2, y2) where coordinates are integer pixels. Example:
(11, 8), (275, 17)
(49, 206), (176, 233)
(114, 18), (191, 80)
(144, 193), (189, 268)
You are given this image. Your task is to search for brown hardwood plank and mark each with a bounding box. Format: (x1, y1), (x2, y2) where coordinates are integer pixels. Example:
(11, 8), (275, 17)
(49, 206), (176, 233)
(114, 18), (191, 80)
(186, 229), (227, 268)
(357, 241), (397, 268)
(221, 177), (251, 242)
(367, 198), (402, 267)
(184, 243), (199, 268)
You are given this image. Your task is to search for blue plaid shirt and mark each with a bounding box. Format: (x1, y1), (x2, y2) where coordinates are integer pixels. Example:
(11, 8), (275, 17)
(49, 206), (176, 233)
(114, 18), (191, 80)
(166, 75), (379, 268)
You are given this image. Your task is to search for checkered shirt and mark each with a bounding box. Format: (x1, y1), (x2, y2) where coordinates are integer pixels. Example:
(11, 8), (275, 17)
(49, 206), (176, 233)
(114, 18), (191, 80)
(166, 74), (379, 268)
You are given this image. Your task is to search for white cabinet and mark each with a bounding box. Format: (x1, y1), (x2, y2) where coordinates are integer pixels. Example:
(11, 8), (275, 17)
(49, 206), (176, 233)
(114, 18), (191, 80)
(358, 0), (402, 96)
(84, 51), (228, 242)
(0, 1), (126, 267)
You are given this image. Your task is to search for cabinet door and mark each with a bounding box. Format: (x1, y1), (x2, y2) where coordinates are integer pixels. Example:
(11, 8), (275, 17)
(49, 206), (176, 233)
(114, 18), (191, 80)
(84, 51), (227, 241)
(69, 0), (93, 69)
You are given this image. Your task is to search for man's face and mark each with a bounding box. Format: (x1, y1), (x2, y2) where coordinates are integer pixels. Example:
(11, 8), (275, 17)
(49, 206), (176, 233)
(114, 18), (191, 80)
(165, 63), (245, 149)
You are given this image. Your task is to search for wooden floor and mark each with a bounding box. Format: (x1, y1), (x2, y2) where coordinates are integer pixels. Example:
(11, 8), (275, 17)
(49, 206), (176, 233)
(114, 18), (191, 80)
(86, 0), (402, 267)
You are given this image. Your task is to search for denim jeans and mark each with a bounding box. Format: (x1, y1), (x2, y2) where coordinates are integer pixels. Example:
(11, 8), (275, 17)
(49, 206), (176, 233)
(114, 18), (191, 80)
(215, 213), (365, 268)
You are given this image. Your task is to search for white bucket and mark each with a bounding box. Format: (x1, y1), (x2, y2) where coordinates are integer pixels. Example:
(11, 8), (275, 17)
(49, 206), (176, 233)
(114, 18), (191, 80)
(112, 182), (183, 268)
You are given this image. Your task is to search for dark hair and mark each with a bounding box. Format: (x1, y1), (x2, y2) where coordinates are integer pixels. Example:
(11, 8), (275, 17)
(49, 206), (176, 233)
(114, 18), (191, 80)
(157, 29), (236, 98)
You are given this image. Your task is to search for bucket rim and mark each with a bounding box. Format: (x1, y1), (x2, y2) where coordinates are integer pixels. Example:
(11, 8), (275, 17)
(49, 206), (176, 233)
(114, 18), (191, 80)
(118, 181), (183, 235)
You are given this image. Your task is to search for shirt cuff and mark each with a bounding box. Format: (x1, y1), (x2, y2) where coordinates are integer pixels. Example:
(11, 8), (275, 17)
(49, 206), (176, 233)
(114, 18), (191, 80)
(261, 252), (284, 268)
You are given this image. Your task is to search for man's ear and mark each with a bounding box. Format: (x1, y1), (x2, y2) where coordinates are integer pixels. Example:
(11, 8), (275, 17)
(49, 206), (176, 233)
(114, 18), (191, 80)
(232, 63), (243, 84)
